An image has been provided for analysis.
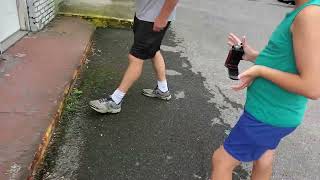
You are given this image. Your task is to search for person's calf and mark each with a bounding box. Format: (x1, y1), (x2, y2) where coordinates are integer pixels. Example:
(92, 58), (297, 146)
(211, 146), (240, 180)
(251, 150), (274, 180)
(117, 54), (144, 93)
(152, 51), (167, 81)
(89, 54), (144, 114)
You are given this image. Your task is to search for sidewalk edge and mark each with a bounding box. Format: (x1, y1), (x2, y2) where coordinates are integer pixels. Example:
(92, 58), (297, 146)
(58, 12), (133, 29)
(27, 31), (94, 179)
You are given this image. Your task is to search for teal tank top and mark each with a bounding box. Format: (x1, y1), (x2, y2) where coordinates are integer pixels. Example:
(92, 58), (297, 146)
(245, 0), (320, 127)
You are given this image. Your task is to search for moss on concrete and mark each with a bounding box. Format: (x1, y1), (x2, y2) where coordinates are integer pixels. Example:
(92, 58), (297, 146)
(61, 4), (133, 19)
(57, 0), (134, 29)
(54, 0), (64, 14)
(60, 12), (133, 29)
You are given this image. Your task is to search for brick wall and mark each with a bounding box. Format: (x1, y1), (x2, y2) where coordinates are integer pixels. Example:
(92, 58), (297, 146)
(27, 0), (56, 31)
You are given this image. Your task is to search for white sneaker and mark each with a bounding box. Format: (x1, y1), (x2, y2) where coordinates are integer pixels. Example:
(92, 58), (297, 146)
(89, 96), (122, 114)
(142, 86), (172, 101)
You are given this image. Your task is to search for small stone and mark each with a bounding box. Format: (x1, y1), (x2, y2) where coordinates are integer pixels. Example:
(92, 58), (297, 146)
(192, 174), (202, 179)
(15, 53), (26, 58)
(166, 69), (182, 76)
(225, 129), (231, 135)
(166, 156), (173, 160)
(175, 91), (185, 99)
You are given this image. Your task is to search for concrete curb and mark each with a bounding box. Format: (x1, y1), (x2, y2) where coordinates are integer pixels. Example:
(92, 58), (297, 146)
(28, 13), (132, 178)
(58, 12), (133, 29)
(28, 32), (94, 179)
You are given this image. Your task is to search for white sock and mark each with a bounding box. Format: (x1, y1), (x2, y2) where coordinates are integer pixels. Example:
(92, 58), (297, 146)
(157, 80), (168, 92)
(111, 89), (125, 104)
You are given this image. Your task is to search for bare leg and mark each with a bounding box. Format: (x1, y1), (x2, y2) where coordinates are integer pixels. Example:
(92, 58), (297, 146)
(117, 54), (144, 93)
(152, 51), (166, 81)
(211, 146), (240, 180)
(251, 150), (274, 180)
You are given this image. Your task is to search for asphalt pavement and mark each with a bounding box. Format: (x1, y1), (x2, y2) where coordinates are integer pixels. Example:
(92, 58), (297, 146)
(36, 0), (320, 179)
(172, 0), (320, 179)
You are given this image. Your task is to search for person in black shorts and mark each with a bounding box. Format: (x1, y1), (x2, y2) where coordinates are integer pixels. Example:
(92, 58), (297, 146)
(89, 0), (179, 114)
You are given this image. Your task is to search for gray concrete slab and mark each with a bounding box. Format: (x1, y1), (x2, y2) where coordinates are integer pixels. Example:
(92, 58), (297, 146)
(60, 0), (134, 19)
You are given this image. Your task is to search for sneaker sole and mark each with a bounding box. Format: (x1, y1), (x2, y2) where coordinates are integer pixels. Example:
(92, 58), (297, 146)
(89, 104), (121, 114)
(142, 92), (172, 101)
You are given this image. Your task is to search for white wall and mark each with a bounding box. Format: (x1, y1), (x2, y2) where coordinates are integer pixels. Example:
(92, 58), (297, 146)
(0, 0), (21, 42)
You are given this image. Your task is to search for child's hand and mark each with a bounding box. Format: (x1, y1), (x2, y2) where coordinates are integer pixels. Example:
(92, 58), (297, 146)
(232, 65), (262, 91)
(228, 33), (259, 62)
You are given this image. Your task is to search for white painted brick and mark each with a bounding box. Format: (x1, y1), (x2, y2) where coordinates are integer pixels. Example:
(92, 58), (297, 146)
(27, 0), (56, 31)
(35, 12), (41, 18)
(28, 11), (35, 17)
(27, 0), (35, 7)
(47, 4), (52, 9)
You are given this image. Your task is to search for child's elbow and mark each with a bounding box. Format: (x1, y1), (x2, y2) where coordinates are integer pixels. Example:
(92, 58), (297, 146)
(306, 91), (320, 100)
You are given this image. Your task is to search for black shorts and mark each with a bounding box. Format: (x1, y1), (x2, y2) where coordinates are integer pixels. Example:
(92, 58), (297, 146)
(130, 16), (171, 60)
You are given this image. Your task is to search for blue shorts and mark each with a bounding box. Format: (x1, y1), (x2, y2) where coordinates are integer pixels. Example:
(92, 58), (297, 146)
(223, 111), (296, 162)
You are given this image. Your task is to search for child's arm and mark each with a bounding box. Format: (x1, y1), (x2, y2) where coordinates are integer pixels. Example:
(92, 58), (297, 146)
(233, 6), (320, 100)
(257, 65), (319, 100)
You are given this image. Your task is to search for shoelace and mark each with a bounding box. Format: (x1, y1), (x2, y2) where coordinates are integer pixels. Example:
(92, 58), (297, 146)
(99, 97), (111, 103)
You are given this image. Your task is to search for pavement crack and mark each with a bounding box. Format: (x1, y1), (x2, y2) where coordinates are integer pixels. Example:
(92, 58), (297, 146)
(215, 85), (243, 110)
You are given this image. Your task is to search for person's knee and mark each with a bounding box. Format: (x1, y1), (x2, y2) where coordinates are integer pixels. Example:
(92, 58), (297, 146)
(254, 151), (274, 170)
(128, 54), (144, 65)
(212, 149), (222, 165)
(153, 50), (161, 57)
(255, 159), (273, 171)
(212, 147), (238, 171)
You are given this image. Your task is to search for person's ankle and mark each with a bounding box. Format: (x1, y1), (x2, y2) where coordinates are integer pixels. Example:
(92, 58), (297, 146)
(111, 89), (125, 104)
(157, 80), (168, 92)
